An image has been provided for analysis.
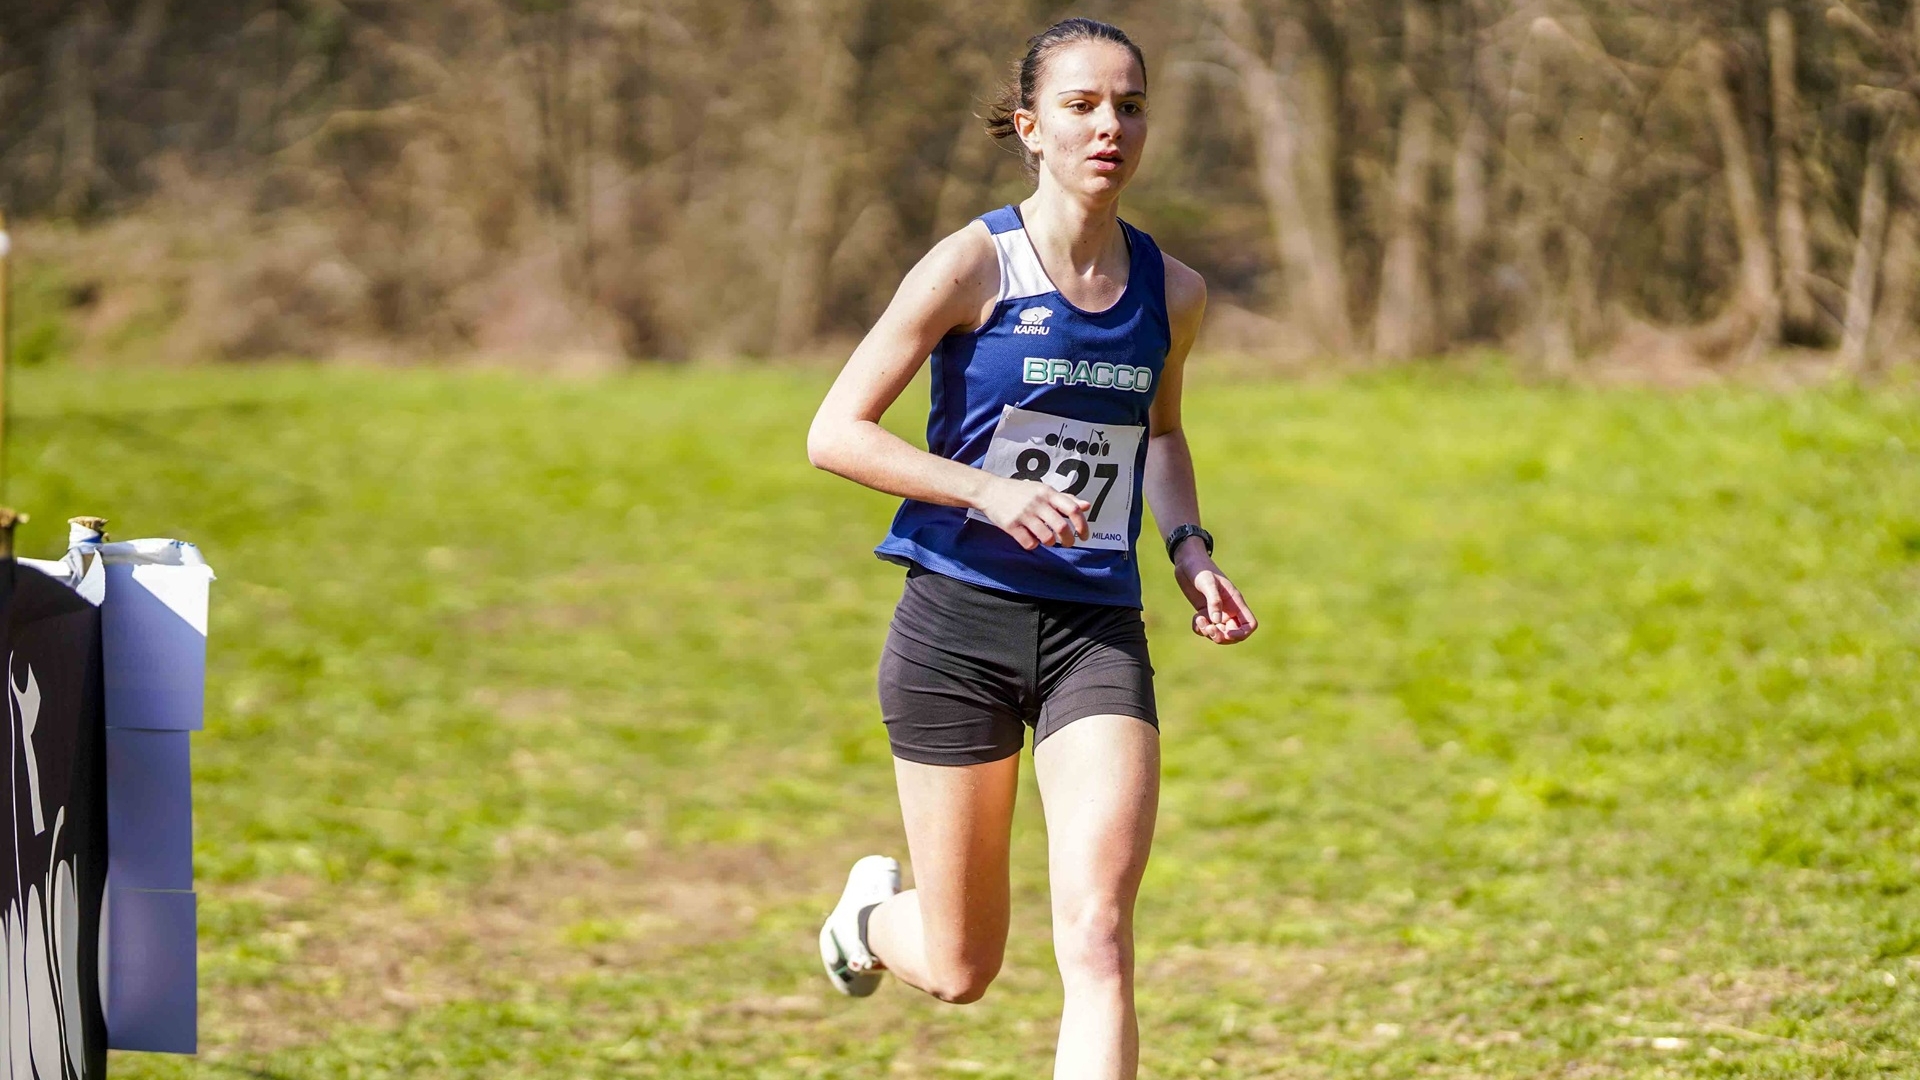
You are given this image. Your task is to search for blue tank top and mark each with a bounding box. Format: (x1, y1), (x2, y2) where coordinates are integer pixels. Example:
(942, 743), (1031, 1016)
(876, 205), (1171, 608)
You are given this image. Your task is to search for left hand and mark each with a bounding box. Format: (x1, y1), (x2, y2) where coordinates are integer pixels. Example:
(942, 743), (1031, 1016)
(1173, 547), (1257, 644)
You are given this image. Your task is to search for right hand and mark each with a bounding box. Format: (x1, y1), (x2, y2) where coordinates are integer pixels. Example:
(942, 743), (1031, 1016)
(975, 476), (1091, 551)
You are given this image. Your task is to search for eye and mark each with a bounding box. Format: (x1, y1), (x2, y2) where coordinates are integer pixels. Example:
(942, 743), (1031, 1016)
(1069, 101), (1092, 112)
(1122, 102), (1142, 115)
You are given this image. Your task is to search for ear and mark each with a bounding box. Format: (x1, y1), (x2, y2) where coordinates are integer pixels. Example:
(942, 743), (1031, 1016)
(1013, 106), (1042, 157)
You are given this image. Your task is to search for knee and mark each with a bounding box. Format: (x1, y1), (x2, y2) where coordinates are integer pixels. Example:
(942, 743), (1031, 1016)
(925, 951), (1003, 1005)
(1053, 902), (1132, 986)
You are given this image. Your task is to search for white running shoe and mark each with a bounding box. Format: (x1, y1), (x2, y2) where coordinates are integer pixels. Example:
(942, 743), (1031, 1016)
(819, 854), (900, 997)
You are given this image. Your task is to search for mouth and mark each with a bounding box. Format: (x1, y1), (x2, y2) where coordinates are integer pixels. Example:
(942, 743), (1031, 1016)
(1090, 151), (1124, 172)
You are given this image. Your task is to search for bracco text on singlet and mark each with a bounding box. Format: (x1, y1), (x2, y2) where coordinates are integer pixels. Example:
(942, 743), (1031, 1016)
(1021, 357), (1154, 393)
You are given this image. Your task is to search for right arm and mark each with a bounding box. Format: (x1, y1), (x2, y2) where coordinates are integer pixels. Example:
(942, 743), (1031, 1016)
(807, 224), (1091, 551)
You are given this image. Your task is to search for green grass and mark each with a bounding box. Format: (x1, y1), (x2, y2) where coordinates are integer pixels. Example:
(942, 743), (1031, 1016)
(12, 363), (1918, 1078)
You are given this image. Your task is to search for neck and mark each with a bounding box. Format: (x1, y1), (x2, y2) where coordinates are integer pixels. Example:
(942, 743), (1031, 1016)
(1021, 178), (1124, 273)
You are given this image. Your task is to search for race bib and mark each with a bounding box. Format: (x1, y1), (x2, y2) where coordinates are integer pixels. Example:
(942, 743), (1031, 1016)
(967, 405), (1144, 552)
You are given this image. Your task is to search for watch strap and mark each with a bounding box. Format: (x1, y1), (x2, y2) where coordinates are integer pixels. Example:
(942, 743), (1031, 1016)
(1165, 523), (1213, 563)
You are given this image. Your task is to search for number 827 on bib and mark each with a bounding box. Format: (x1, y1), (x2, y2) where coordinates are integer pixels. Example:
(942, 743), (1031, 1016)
(967, 405), (1144, 552)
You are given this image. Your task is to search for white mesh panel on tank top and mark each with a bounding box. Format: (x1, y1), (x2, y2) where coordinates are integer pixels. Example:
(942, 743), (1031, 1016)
(989, 227), (1053, 303)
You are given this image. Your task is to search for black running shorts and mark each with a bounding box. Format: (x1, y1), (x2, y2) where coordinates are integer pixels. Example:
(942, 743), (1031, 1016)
(878, 564), (1158, 766)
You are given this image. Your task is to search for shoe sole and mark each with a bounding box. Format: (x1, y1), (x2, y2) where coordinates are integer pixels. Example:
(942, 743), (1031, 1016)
(819, 919), (882, 997)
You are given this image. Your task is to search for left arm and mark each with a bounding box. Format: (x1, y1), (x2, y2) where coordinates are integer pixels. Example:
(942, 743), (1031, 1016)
(1143, 254), (1257, 645)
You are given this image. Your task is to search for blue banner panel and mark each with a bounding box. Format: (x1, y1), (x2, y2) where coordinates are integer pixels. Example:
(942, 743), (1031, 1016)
(101, 564), (210, 732)
(104, 729), (192, 892)
(105, 887), (196, 1053)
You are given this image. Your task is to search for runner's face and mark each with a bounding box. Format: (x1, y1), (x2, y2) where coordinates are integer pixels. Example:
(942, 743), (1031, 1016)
(1020, 42), (1147, 196)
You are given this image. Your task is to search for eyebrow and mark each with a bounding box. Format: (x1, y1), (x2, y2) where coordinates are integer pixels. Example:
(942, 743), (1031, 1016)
(1054, 88), (1147, 98)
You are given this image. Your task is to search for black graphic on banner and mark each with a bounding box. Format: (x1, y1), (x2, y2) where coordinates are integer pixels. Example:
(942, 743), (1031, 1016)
(3, 564), (108, 1078)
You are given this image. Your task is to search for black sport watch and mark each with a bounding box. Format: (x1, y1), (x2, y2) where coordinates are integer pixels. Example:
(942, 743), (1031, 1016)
(1165, 523), (1213, 563)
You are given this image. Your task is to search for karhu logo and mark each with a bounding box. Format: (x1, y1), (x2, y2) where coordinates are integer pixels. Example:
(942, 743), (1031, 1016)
(1014, 306), (1054, 335)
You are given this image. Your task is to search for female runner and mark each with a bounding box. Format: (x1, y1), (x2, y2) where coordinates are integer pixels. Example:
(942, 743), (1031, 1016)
(806, 18), (1256, 1079)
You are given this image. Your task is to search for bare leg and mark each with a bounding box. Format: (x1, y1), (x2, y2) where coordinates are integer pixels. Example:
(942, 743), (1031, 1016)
(1034, 715), (1159, 1080)
(865, 753), (1020, 1003)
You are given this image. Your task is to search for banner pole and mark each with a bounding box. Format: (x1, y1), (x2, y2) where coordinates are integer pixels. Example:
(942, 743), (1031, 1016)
(0, 207), (10, 503)
(0, 209), (13, 557)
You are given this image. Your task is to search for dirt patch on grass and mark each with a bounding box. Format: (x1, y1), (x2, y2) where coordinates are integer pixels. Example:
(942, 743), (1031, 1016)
(1607, 963), (1831, 1030)
(1141, 940), (1415, 1006)
(465, 684), (576, 723)
(1671, 966), (1831, 1022)
(204, 843), (812, 1054)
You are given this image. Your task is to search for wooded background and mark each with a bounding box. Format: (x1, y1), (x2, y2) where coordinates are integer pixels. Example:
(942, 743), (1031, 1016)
(2, 0), (1916, 370)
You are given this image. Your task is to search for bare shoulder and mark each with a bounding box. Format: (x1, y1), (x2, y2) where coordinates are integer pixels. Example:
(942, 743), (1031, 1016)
(921, 218), (999, 282)
(1160, 252), (1208, 339)
(894, 219), (999, 329)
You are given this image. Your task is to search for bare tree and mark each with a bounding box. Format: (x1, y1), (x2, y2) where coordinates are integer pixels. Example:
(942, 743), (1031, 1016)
(772, 0), (870, 353)
(1840, 130), (1893, 369)
(0, 0), (1913, 369)
(1205, 0), (1352, 354)
(1770, 7), (1818, 342)
(1373, 1), (1436, 359)
(1692, 38), (1779, 364)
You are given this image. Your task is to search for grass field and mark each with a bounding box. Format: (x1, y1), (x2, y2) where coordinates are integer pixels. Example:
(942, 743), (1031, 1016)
(12, 362), (1920, 1078)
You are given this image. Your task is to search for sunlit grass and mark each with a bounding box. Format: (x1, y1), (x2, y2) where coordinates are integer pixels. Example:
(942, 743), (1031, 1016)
(14, 363), (1916, 1078)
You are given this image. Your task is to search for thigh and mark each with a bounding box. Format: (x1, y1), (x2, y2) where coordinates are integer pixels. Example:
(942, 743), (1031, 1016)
(894, 753), (1022, 967)
(1033, 714), (1159, 915)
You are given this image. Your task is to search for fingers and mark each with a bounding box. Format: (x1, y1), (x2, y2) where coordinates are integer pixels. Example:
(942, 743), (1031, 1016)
(1026, 489), (1091, 547)
(1048, 492), (1092, 541)
(1032, 502), (1074, 547)
(1005, 513), (1062, 550)
(1190, 609), (1243, 644)
(1198, 573), (1227, 624)
(1198, 574), (1241, 637)
(990, 483), (1091, 549)
(1189, 571), (1258, 645)
(1193, 610), (1230, 643)
(1192, 612), (1252, 644)
(1221, 579), (1258, 636)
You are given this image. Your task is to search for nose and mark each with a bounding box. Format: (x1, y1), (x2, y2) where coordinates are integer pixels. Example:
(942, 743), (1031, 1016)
(1094, 103), (1123, 140)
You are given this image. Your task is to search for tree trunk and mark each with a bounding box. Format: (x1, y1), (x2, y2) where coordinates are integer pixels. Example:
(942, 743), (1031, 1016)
(1374, 97), (1435, 358)
(1839, 138), (1890, 370)
(1502, 21), (1573, 372)
(1283, 18), (1351, 355)
(1210, 0), (1352, 354)
(772, 0), (866, 353)
(1446, 109), (1490, 343)
(1769, 8), (1817, 341)
(1871, 203), (1917, 367)
(1690, 40), (1778, 362)
(1373, 1), (1435, 359)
